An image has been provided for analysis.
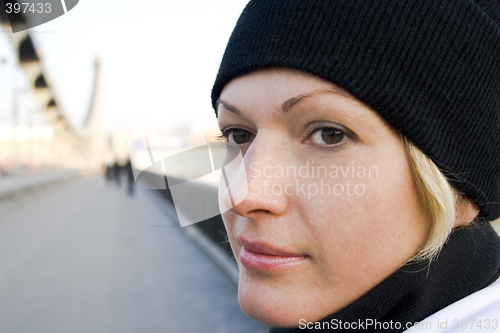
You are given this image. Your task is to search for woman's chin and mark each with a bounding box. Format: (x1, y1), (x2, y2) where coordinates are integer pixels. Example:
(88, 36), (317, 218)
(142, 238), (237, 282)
(237, 272), (334, 328)
(238, 290), (302, 328)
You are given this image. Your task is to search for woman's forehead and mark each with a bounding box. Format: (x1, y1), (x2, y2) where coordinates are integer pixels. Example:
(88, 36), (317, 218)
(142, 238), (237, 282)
(217, 67), (401, 143)
(218, 68), (360, 113)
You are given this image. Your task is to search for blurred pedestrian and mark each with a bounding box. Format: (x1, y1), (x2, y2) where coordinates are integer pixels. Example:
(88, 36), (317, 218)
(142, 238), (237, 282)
(125, 159), (135, 196)
(113, 161), (121, 187)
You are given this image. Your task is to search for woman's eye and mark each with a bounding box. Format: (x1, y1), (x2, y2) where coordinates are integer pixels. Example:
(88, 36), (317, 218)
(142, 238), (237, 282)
(311, 128), (345, 145)
(225, 129), (255, 144)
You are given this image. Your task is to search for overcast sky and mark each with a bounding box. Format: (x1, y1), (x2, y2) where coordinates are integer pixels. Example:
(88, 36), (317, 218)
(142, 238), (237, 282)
(10, 0), (251, 132)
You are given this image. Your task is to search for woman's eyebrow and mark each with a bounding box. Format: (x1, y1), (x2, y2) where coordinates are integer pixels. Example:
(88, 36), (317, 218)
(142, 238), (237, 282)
(217, 87), (350, 116)
(282, 88), (351, 114)
(216, 99), (242, 116)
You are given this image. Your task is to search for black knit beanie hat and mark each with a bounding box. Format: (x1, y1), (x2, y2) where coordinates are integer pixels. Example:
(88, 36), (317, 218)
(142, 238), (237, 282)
(211, 0), (500, 221)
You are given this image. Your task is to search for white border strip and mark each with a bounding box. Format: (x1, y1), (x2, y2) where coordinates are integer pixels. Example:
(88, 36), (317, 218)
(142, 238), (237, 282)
(60, 0), (68, 13)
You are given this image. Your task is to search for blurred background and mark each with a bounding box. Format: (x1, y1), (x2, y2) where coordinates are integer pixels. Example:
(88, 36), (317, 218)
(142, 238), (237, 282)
(0, 0), (271, 332)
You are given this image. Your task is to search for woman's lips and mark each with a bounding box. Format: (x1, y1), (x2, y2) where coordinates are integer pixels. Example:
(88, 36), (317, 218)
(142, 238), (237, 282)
(238, 237), (308, 271)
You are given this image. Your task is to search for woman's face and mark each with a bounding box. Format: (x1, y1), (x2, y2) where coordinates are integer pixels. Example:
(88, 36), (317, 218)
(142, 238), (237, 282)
(217, 68), (431, 327)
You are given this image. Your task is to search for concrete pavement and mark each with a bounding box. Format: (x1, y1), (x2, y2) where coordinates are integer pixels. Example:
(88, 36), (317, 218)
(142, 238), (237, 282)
(0, 170), (78, 200)
(0, 176), (269, 333)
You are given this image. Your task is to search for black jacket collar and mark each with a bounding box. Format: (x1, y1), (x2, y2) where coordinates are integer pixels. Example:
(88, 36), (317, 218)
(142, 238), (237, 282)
(271, 223), (500, 332)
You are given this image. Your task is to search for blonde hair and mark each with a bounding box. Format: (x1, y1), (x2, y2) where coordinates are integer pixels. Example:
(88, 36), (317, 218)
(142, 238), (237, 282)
(403, 136), (471, 261)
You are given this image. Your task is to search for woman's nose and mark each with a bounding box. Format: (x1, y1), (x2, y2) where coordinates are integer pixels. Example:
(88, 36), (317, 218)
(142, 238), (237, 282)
(219, 136), (290, 218)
